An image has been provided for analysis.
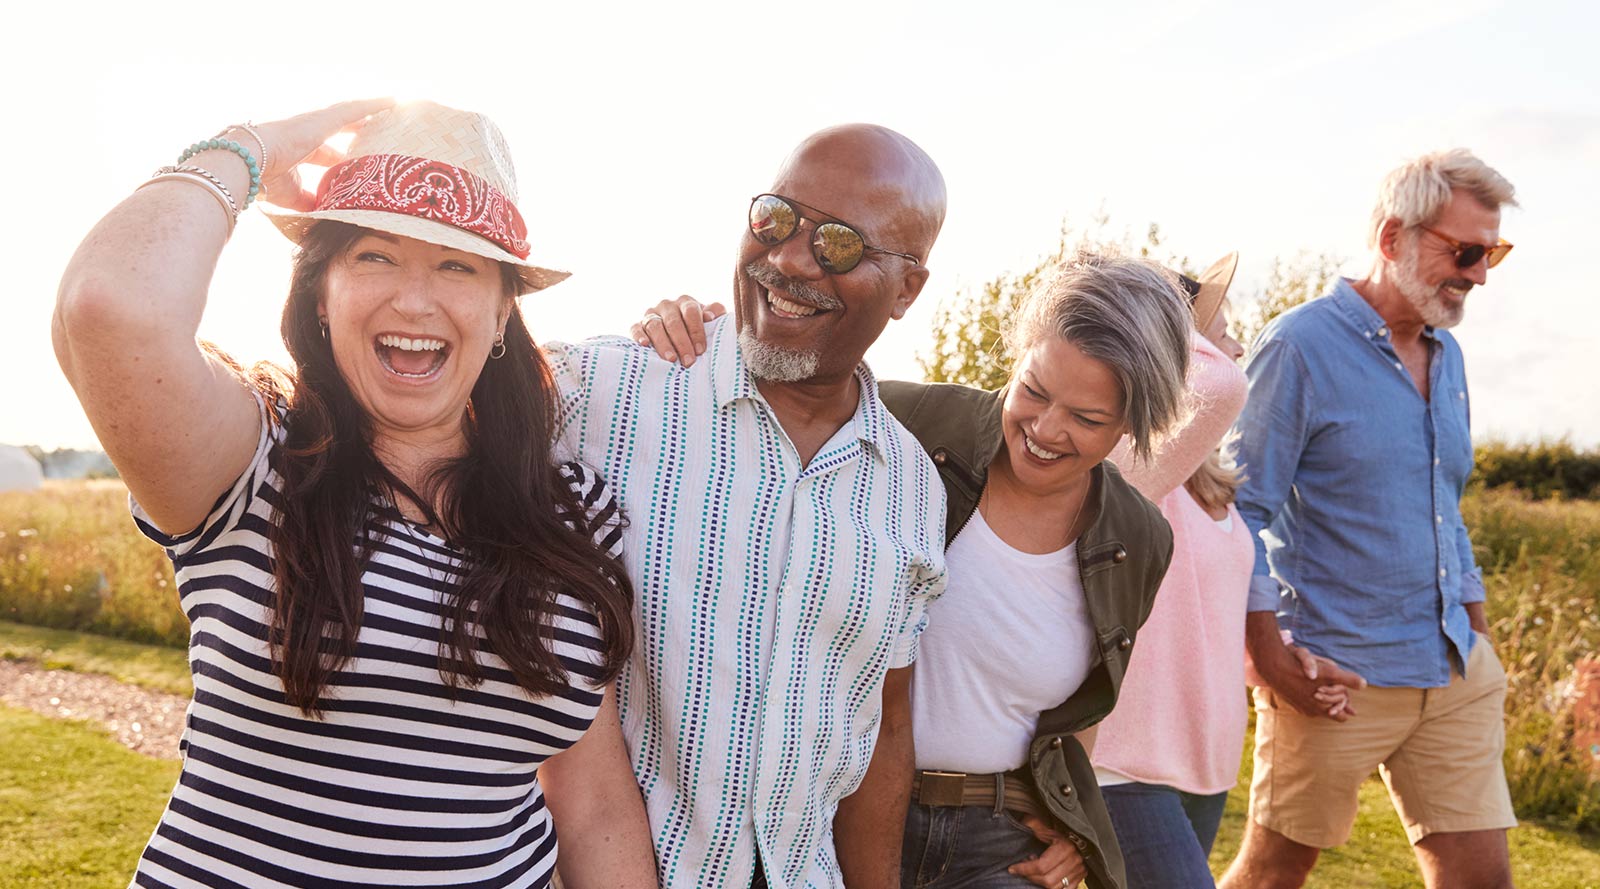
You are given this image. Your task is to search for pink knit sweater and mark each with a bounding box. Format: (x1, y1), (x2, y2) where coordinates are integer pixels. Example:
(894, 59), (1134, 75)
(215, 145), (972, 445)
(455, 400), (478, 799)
(1091, 332), (1255, 795)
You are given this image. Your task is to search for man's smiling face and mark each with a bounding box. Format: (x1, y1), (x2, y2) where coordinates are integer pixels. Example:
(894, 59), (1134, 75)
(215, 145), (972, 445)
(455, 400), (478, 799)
(1393, 188), (1502, 329)
(731, 129), (935, 385)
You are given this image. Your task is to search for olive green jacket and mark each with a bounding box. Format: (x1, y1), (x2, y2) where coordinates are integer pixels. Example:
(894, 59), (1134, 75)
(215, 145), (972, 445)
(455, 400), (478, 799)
(880, 380), (1174, 889)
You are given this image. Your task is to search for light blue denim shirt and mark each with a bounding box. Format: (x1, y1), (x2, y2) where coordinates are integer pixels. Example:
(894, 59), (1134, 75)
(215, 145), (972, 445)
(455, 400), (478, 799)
(1231, 279), (1485, 688)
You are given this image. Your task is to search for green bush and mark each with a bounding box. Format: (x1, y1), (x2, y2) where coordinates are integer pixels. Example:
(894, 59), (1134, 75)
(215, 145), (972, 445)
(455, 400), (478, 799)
(1475, 440), (1600, 500)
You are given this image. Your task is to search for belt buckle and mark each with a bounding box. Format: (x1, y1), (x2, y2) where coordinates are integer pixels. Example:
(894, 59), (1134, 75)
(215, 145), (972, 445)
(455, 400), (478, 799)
(917, 770), (968, 807)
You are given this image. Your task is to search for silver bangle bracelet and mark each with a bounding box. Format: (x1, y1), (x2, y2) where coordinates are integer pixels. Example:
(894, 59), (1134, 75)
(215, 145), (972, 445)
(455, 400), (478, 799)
(163, 163), (240, 216)
(139, 171), (238, 233)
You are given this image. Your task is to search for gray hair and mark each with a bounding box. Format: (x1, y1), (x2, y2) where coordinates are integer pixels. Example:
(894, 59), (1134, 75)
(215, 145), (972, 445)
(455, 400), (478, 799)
(1367, 148), (1517, 248)
(1003, 248), (1191, 461)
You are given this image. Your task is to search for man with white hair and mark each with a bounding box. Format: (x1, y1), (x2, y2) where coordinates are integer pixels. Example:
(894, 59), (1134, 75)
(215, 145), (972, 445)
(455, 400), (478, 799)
(1219, 150), (1519, 889)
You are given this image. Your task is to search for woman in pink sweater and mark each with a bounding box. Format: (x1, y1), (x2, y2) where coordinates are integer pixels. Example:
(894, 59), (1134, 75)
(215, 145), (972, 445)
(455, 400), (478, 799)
(1092, 254), (1359, 888)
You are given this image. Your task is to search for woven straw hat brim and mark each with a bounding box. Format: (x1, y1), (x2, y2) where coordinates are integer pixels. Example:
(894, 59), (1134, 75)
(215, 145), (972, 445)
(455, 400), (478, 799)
(263, 206), (570, 295)
(1192, 252), (1239, 332)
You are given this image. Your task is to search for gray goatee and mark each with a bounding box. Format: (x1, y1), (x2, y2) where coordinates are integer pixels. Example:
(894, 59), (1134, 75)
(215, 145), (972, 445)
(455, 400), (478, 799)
(738, 260), (834, 381)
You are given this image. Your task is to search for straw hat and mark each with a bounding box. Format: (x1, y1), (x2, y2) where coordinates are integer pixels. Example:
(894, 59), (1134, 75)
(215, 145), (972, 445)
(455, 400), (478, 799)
(1190, 252), (1238, 332)
(264, 102), (568, 295)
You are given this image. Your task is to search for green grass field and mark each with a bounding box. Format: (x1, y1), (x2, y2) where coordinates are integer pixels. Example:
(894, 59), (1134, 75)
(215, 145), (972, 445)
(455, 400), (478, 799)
(0, 620), (190, 695)
(1208, 739), (1600, 888)
(0, 705), (178, 888)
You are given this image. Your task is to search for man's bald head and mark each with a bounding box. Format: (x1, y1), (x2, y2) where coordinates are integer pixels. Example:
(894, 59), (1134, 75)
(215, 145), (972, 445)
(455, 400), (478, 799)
(773, 124), (947, 262)
(733, 124), (945, 388)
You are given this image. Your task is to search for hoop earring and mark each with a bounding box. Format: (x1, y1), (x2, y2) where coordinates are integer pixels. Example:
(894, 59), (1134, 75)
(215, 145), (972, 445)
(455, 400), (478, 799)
(489, 331), (506, 360)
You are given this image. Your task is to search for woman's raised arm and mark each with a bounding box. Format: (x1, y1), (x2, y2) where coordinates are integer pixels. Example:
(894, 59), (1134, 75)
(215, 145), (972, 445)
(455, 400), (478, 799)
(1108, 331), (1247, 500)
(53, 100), (390, 535)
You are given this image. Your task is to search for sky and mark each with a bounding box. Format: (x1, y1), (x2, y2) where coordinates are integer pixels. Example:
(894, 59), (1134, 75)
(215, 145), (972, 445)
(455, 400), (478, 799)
(6, 0), (1598, 449)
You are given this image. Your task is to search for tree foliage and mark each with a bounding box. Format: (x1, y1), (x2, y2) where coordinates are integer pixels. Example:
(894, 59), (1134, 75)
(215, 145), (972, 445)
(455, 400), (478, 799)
(917, 216), (1191, 390)
(918, 214), (1347, 392)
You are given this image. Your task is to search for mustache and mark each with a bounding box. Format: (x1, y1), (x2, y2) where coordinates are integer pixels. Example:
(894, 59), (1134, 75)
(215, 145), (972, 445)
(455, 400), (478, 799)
(1442, 278), (1474, 292)
(744, 260), (842, 310)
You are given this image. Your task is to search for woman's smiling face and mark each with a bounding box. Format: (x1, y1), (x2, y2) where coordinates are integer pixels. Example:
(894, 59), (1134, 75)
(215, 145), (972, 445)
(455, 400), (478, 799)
(321, 230), (510, 446)
(1000, 334), (1129, 495)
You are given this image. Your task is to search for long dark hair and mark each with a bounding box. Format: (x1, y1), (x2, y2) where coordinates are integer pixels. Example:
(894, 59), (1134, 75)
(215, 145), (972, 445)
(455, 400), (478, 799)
(258, 221), (633, 714)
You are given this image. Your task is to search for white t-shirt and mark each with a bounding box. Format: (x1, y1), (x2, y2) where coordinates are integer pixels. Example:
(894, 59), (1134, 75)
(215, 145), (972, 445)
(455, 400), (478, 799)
(913, 508), (1097, 774)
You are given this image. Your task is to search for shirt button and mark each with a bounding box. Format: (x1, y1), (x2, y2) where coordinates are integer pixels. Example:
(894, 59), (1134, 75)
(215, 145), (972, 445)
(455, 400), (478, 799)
(932, 449), (947, 465)
(1440, 568), (1448, 578)
(1379, 327), (1389, 336)
(1050, 736), (1063, 749)
(1436, 515), (1443, 524)
(1112, 547), (1128, 564)
(1459, 391), (1466, 400)
(1394, 362), (1404, 370)
(1434, 457), (1441, 466)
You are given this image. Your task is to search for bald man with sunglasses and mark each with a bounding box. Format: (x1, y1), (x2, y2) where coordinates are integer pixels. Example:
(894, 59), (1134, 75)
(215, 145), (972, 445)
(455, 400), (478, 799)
(545, 125), (949, 889)
(1220, 149), (1520, 889)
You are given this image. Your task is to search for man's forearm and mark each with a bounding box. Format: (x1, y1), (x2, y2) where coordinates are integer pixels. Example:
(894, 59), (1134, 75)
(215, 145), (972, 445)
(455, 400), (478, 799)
(1244, 610), (1289, 671)
(1466, 601), (1489, 635)
(834, 668), (914, 888)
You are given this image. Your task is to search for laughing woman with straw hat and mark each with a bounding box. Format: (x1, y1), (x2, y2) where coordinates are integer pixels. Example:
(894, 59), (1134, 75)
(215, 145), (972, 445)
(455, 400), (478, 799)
(54, 101), (657, 887)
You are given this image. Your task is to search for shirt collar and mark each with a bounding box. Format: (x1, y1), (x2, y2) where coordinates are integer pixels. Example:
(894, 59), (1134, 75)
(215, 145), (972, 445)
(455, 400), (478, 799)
(1330, 277), (1439, 344)
(708, 315), (892, 462)
(709, 315), (759, 410)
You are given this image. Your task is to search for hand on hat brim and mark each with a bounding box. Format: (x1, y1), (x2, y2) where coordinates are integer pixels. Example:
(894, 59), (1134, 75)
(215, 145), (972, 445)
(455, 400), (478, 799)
(256, 98), (396, 212)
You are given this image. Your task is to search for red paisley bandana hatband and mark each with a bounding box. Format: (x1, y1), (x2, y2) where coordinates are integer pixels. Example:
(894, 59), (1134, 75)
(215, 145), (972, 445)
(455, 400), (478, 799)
(314, 154), (532, 259)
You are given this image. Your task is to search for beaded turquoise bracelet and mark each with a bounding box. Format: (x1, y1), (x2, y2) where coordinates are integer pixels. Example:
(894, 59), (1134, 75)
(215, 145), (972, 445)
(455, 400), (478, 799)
(176, 138), (261, 208)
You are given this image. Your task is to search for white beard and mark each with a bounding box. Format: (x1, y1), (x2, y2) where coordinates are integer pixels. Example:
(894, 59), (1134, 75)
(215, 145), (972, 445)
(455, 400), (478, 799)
(737, 326), (820, 382)
(1395, 243), (1465, 329)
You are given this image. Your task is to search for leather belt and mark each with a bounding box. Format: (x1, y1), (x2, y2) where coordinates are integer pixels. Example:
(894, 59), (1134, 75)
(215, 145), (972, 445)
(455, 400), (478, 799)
(911, 769), (1048, 821)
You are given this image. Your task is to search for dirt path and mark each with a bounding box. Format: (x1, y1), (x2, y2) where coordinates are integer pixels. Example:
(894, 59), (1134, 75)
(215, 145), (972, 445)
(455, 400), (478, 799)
(0, 659), (187, 760)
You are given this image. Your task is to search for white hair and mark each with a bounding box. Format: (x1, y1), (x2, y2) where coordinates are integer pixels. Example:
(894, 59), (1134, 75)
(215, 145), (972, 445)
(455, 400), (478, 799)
(1367, 148), (1517, 248)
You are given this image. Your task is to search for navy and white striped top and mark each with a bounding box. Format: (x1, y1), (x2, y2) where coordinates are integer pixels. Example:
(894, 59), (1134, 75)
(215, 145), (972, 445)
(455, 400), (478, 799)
(128, 397), (619, 888)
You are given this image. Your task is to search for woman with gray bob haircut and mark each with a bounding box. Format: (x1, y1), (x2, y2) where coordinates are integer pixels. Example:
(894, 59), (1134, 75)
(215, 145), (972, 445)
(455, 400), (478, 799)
(632, 247), (1192, 888)
(1003, 249), (1192, 461)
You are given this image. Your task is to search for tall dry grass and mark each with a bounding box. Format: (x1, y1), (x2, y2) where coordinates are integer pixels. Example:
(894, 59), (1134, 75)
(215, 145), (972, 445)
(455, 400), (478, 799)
(0, 480), (1596, 829)
(0, 481), (182, 647)
(1469, 488), (1600, 832)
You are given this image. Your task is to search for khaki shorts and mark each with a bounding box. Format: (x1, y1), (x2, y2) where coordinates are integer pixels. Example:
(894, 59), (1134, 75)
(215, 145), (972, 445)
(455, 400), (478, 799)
(1248, 633), (1517, 847)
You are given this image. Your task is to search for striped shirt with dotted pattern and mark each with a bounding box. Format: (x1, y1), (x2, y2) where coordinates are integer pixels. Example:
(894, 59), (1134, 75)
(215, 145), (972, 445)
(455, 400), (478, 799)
(547, 316), (948, 889)
(126, 393), (619, 889)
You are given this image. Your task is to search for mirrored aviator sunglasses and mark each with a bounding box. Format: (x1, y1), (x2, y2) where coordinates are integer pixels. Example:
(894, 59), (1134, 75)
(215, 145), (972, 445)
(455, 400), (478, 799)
(748, 194), (919, 274)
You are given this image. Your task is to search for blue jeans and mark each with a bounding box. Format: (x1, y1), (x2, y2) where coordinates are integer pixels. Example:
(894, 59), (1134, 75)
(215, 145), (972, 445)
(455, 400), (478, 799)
(1099, 783), (1228, 889)
(900, 802), (1047, 888)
